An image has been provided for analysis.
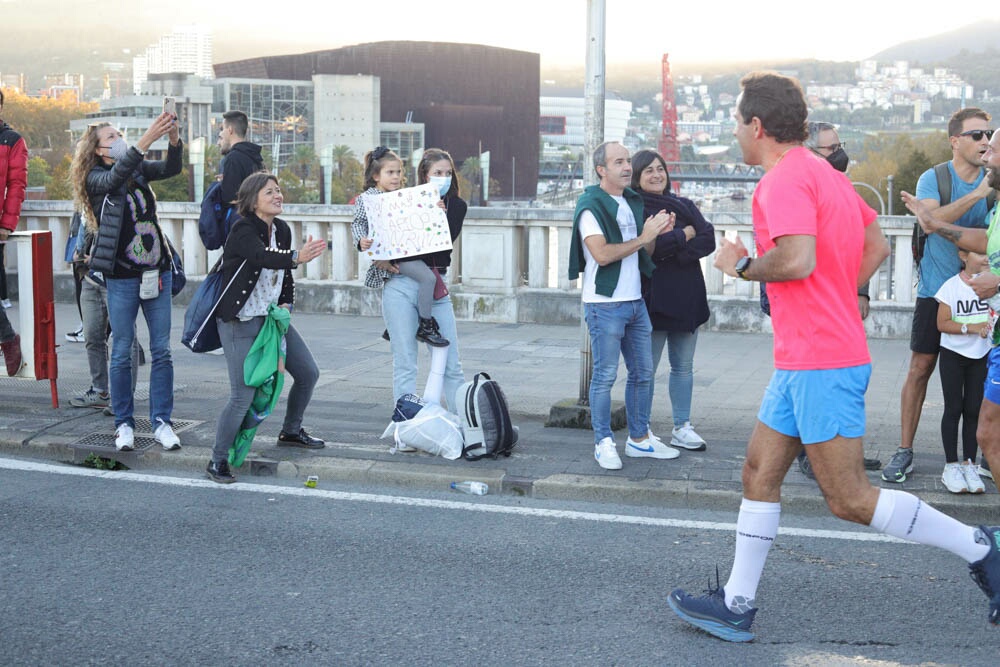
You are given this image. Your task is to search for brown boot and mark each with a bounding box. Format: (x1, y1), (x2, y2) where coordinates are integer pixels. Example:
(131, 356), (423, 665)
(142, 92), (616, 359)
(1, 334), (21, 376)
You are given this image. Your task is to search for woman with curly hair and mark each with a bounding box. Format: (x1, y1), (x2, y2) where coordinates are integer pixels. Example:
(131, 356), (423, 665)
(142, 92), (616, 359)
(70, 112), (182, 452)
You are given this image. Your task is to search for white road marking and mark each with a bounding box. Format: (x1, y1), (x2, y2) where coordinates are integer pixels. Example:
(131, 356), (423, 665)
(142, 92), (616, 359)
(0, 457), (904, 543)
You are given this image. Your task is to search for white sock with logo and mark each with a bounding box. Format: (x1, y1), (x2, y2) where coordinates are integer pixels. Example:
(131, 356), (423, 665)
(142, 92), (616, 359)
(724, 498), (781, 612)
(870, 489), (989, 563)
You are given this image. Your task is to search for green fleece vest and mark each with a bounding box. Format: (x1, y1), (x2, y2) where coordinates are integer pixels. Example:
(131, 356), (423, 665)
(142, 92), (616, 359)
(569, 185), (655, 297)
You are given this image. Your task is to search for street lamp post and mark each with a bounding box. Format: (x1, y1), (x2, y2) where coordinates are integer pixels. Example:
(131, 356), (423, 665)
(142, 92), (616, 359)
(189, 136), (206, 203)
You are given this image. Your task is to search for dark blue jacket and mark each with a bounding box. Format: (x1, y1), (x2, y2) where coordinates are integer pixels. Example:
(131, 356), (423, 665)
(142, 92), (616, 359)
(638, 189), (715, 332)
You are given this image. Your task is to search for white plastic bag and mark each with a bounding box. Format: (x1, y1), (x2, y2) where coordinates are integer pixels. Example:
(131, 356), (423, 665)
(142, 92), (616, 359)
(380, 403), (463, 460)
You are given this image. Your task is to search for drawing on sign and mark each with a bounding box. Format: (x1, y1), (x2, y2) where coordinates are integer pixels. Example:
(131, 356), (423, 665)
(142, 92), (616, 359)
(361, 183), (453, 261)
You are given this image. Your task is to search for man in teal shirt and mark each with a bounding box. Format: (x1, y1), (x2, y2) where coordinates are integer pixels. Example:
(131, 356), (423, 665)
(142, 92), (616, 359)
(886, 108), (993, 483)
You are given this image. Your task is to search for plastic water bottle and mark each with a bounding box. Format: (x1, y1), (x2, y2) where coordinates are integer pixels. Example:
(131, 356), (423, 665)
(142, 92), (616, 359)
(450, 481), (488, 495)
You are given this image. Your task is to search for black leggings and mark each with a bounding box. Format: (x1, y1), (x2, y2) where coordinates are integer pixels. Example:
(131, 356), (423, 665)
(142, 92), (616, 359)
(939, 346), (987, 463)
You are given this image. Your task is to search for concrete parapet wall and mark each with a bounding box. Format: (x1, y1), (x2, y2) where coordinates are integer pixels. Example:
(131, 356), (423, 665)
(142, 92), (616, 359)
(45, 271), (916, 338)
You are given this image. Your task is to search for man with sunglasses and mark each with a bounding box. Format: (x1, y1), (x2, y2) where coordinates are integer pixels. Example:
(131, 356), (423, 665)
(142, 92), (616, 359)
(885, 108), (994, 484)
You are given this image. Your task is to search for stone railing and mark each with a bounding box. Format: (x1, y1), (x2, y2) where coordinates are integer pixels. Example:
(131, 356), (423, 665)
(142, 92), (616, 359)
(18, 200), (920, 336)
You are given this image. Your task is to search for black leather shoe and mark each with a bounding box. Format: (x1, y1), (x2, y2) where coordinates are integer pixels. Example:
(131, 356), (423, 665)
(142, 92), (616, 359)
(206, 459), (236, 484)
(277, 428), (326, 449)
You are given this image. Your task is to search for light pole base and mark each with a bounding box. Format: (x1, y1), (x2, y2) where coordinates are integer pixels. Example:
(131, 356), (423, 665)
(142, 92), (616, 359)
(545, 398), (627, 431)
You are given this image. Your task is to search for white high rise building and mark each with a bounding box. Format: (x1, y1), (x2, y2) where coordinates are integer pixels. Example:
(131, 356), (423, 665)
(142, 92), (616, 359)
(132, 25), (213, 94)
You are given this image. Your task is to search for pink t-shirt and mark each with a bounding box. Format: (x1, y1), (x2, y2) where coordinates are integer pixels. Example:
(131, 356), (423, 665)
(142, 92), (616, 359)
(753, 147), (877, 370)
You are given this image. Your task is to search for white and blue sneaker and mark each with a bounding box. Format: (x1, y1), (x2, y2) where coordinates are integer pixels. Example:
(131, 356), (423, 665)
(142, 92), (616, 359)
(625, 433), (680, 459)
(594, 437), (623, 470)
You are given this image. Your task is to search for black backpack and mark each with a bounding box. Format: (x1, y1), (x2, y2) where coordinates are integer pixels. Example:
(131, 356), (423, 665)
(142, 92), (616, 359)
(912, 162), (996, 264)
(198, 180), (234, 251)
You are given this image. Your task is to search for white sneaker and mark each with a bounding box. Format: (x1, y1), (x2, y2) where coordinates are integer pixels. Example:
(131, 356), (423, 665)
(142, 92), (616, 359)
(594, 437), (623, 470)
(625, 433), (680, 459)
(941, 462), (968, 493)
(115, 423), (134, 452)
(670, 422), (707, 451)
(962, 459), (986, 494)
(154, 418), (181, 451)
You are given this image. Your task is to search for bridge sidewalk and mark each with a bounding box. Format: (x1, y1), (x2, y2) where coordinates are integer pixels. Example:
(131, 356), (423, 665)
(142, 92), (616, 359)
(0, 302), (996, 523)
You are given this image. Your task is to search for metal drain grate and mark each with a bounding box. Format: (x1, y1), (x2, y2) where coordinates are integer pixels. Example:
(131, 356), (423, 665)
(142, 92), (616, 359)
(73, 433), (157, 449)
(132, 418), (201, 435)
(69, 433), (157, 469)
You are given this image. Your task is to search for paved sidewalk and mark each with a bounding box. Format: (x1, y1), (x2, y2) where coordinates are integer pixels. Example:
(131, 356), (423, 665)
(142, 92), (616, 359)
(1, 302), (997, 522)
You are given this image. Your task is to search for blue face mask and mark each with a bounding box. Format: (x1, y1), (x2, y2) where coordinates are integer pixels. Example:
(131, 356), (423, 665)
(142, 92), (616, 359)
(429, 175), (452, 197)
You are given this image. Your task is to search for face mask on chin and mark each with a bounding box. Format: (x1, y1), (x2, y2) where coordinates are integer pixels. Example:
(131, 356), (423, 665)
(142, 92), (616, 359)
(825, 147), (849, 173)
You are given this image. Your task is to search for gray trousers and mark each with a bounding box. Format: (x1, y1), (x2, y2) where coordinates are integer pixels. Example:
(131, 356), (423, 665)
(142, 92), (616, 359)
(80, 279), (138, 395)
(395, 260), (437, 319)
(212, 316), (319, 462)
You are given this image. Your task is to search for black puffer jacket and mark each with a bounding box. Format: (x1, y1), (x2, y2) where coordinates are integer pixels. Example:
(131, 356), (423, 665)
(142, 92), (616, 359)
(86, 141), (183, 275)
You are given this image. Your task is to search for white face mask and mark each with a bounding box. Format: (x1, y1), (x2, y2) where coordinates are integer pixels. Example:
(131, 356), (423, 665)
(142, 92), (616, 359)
(105, 137), (129, 162)
(429, 175), (452, 197)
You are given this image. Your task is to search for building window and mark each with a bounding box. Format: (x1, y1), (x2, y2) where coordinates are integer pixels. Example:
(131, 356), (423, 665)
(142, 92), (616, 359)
(540, 116), (566, 135)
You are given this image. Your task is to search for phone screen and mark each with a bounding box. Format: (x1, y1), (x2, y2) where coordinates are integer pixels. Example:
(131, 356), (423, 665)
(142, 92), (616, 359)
(163, 97), (176, 116)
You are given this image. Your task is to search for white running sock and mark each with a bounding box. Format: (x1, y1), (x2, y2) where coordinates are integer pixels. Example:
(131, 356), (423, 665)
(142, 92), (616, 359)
(724, 498), (780, 611)
(870, 489), (989, 563)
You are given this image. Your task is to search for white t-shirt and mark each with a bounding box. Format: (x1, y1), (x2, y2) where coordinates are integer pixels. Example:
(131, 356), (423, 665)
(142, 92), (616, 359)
(578, 195), (641, 303)
(934, 273), (990, 359)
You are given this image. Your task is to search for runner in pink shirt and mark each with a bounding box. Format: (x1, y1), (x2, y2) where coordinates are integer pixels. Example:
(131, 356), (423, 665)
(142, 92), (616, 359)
(668, 71), (1000, 643)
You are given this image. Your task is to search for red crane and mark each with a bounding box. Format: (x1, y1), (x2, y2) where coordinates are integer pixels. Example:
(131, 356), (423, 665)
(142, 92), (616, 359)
(658, 53), (680, 191)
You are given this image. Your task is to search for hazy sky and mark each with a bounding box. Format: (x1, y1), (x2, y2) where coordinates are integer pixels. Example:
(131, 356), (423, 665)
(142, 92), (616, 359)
(8, 0), (978, 65)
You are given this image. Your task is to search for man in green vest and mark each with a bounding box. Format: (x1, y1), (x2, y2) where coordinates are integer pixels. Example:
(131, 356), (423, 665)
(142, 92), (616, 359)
(569, 141), (674, 470)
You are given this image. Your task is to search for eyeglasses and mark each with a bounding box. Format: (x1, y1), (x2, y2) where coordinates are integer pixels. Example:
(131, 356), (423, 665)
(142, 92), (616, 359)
(958, 129), (994, 141)
(816, 142), (846, 152)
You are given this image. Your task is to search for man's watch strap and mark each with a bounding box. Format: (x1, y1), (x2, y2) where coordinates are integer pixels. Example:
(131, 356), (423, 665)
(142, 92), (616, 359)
(735, 256), (752, 280)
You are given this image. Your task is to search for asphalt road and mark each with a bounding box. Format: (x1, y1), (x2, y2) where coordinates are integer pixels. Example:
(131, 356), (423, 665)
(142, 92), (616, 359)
(1, 458), (997, 666)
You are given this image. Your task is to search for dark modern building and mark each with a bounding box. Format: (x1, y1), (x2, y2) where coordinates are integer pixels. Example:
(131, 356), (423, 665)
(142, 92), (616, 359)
(214, 41), (540, 200)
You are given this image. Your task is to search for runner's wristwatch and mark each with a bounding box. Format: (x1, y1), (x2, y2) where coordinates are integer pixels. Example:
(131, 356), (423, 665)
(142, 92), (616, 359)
(735, 256), (752, 281)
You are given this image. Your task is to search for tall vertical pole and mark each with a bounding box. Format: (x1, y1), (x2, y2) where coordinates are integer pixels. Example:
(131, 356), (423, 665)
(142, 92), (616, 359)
(579, 0), (606, 405)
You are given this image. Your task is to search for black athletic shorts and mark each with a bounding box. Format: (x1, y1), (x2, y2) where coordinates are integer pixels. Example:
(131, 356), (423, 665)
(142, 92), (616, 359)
(910, 296), (941, 354)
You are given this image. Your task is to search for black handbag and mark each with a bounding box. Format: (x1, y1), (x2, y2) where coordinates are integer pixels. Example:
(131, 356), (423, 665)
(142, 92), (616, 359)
(166, 237), (185, 296)
(181, 259), (246, 353)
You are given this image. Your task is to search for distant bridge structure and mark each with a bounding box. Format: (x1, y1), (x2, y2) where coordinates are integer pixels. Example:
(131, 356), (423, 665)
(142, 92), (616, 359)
(537, 161), (764, 184)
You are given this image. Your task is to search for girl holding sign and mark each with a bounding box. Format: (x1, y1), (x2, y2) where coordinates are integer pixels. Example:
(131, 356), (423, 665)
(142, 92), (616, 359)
(354, 146), (449, 348)
(352, 146), (467, 415)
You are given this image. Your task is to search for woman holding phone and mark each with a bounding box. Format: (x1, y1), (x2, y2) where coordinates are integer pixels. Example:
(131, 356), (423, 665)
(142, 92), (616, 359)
(70, 111), (182, 453)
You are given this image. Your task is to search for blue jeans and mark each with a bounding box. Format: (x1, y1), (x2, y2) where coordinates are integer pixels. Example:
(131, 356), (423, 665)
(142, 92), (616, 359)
(106, 272), (173, 429)
(382, 274), (464, 406)
(650, 329), (699, 426)
(584, 299), (654, 443)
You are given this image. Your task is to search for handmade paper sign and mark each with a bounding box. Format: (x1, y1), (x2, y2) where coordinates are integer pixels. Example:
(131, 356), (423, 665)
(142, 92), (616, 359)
(361, 183), (453, 261)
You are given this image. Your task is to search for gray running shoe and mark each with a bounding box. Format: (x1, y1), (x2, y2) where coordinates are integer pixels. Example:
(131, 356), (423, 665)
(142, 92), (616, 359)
(69, 388), (110, 409)
(881, 447), (914, 483)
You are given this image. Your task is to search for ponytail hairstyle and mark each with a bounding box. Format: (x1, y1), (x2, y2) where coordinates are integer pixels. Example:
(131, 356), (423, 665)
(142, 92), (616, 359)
(363, 146), (404, 190)
(417, 147), (460, 199)
(70, 122), (111, 233)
